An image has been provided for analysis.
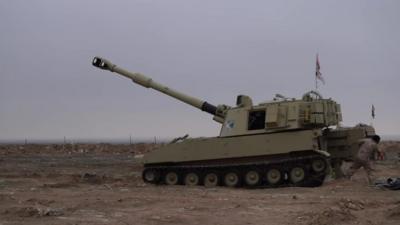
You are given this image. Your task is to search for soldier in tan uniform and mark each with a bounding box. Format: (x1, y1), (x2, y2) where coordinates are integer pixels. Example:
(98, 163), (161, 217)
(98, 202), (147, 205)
(346, 135), (380, 184)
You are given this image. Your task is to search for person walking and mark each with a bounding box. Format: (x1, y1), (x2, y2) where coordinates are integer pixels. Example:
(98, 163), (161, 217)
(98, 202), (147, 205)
(346, 135), (381, 184)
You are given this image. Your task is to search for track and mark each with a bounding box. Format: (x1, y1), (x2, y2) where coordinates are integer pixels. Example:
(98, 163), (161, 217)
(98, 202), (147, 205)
(142, 154), (329, 188)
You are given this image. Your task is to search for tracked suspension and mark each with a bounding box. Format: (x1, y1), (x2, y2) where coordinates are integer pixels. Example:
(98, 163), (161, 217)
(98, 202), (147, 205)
(142, 154), (329, 188)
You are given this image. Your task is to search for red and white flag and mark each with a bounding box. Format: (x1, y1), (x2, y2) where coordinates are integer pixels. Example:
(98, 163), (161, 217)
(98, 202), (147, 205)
(316, 54), (325, 84)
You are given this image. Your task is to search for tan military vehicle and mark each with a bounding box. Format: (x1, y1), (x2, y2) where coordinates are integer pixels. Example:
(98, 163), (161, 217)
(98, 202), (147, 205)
(92, 57), (375, 187)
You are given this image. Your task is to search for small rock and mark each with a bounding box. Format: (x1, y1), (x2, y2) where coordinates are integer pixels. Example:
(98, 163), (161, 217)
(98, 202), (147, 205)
(44, 208), (64, 216)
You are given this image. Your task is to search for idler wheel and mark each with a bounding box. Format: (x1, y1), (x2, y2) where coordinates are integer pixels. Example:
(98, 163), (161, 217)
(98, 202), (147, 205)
(311, 158), (327, 173)
(204, 172), (219, 187)
(142, 169), (159, 183)
(244, 170), (260, 187)
(184, 172), (200, 186)
(165, 171), (179, 185)
(266, 168), (282, 185)
(224, 172), (240, 187)
(289, 166), (306, 184)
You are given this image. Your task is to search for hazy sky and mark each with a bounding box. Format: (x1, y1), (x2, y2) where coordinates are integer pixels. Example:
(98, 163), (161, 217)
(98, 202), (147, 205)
(1, 0), (399, 141)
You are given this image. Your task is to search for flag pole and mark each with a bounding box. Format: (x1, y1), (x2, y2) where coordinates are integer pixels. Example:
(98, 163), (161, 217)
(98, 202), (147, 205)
(315, 53), (319, 91)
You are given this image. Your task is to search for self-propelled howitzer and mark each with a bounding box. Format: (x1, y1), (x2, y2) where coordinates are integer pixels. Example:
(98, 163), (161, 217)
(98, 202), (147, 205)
(92, 56), (347, 188)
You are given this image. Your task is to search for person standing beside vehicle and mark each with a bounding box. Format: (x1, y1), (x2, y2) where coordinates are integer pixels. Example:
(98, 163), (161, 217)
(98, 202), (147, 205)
(346, 135), (381, 184)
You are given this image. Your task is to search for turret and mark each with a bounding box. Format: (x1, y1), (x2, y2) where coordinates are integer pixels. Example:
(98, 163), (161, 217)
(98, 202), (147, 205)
(92, 57), (229, 123)
(92, 57), (342, 138)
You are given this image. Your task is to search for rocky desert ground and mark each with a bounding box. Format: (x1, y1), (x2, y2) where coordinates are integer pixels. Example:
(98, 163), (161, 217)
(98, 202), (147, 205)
(0, 141), (399, 225)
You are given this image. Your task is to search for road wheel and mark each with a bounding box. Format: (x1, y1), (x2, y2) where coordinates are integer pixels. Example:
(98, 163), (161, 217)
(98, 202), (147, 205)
(184, 172), (200, 186)
(244, 170), (260, 187)
(204, 172), (219, 187)
(165, 171), (179, 185)
(224, 171), (240, 187)
(311, 158), (327, 173)
(289, 166), (306, 184)
(266, 168), (282, 185)
(142, 169), (159, 183)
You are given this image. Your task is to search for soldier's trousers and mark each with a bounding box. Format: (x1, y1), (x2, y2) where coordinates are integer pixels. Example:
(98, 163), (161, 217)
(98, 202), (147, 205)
(347, 159), (374, 184)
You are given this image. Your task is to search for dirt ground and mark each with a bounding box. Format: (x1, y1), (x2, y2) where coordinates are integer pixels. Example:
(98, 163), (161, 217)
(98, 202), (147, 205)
(0, 142), (399, 225)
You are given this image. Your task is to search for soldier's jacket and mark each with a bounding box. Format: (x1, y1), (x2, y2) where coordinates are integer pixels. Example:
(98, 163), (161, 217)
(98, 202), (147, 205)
(357, 138), (378, 161)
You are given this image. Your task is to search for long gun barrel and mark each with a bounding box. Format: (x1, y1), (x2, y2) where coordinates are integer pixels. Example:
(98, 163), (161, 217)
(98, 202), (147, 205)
(92, 57), (218, 116)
